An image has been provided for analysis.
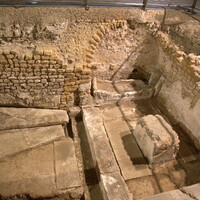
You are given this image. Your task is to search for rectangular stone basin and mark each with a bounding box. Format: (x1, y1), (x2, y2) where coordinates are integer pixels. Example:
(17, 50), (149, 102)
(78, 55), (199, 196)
(134, 114), (180, 164)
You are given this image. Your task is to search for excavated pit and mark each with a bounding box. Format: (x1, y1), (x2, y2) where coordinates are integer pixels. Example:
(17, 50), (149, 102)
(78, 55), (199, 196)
(0, 7), (200, 200)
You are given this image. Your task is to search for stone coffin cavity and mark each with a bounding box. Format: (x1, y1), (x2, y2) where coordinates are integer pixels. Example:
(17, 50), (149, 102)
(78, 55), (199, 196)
(93, 78), (154, 104)
(134, 115), (180, 164)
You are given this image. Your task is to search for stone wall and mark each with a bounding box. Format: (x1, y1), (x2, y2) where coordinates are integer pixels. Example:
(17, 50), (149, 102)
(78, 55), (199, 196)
(84, 20), (159, 81)
(149, 29), (200, 150)
(0, 46), (91, 109)
(0, 7), (199, 149)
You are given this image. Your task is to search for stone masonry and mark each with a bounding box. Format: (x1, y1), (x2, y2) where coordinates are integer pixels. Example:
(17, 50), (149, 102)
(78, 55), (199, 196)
(0, 46), (91, 109)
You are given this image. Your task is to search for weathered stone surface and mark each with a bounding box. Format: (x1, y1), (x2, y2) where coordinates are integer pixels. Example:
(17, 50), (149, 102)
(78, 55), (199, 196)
(83, 107), (133, 200)
(93, 78), (154, 104)
(103, 118), (151, 180)
(0, 144), (56, 198)
(0, 93), (25, 106)
(0, 107), (69, 130)
(54, 139), (82, 189)
(0, 125), (65, 160)
(134, 115), (180, 164)
(100, 172), (133, 200)
(141, 189), (193, 200)
(182, 183), (200, 199)
(83, 107), (119, 174)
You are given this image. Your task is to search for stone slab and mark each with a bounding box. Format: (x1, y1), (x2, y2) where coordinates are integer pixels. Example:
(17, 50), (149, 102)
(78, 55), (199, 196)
(54, 139), (81, 189)
(182, 183), (200, 199)
(134, 114), (180, 164)
(0, 125), (65, 160)
(141, 189), (194, 200)
(0, 107), (69, 130)
(99, 105), (123, 121)
(93, 78), (154, 104)
(0, 144), (56, 198)
(100, 172), (132, 200)
(83, 107), (119, 174)
(103, 118), (151, 180)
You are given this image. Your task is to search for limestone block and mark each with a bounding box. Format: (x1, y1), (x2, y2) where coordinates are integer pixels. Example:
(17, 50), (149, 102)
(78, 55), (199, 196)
(0, 107), (69, 130)
(86, 58), (92, 63)
(89, 39), (98, 46)
(83, 107), (119, 174)
(74, 62), (83, 72)
(0, 125), (65, 160)
(100, 172), (133, 200)
(42, 56), (50, 60)
(6, 54), (14, 59)
(78, 82), (91, 92)
(34, 48), (43, 55)
(90, 44), (97, 50)
(92, 34), (101, 42)
(0, 145), (55, 198)
(3, 49), (10, 55)
(43, 49), (52, 56)
(134, 115), (179, 164)
(54, 139), (81, 189)
(96, 31), (104, 38)
(182, 183), (200, 199)
(0, 55), (6, 60)
(99, 26), (106, 34)
(25, 54), (33, 60)
(141, 189), (193, 200)
(86, 53), (93, 59)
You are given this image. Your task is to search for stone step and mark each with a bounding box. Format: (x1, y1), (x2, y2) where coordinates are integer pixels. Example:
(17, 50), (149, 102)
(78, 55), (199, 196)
(141, 189), (194, 200)
(0, 107), (69, 130)
(0, 125), (65, 160)
(103, 118), (151, 180)
(0, 138), (82, 198)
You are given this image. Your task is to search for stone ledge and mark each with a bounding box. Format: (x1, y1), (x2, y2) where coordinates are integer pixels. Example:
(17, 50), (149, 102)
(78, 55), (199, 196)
(83, 107), (119, 174)
(83, 107), (132, 200)
(0, 107), (69, 130)
(93, 78), (154, 104)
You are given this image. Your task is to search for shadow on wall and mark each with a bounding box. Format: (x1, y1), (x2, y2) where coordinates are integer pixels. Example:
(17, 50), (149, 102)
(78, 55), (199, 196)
(134, 36), (159, 69)
(92, 32), (159, 81)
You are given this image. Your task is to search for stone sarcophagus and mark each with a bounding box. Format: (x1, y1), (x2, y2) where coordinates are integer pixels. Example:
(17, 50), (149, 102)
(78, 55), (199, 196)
(134, 115), (180, 164)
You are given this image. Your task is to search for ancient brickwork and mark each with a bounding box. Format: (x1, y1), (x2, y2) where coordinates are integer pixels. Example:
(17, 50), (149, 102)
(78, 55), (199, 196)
(152, 29), (200, 106)
(0, 47), (91, 109)
(145, 24), (200, 149)
(84, 20), (127, 67)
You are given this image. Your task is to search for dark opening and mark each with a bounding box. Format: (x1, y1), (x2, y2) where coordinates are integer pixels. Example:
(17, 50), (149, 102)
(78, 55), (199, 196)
(128, 67), (151, 84)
